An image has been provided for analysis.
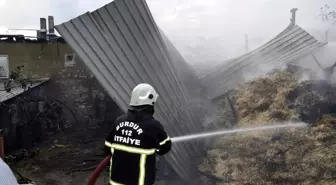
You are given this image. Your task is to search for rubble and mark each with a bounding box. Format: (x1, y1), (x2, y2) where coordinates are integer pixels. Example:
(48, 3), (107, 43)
(200, 70), (336, 185)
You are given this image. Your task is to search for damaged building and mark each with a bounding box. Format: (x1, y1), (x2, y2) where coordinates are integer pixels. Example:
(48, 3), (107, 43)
(0, 16), (123, 159)
(0, 79), (49, 153)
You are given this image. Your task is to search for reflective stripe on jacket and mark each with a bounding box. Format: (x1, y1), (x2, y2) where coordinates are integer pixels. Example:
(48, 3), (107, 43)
(105, 107), (172, 185)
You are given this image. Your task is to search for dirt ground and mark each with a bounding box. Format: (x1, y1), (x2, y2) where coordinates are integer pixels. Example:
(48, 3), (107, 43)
(10, 123), (186, 185)
(11, 122), (110, 185)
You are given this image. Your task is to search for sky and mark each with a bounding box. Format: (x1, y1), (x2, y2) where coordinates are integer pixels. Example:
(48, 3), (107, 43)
(0, 0), (335, 65)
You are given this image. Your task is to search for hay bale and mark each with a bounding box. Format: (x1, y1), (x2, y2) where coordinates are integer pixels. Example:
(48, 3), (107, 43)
(200, 70), (336, 185)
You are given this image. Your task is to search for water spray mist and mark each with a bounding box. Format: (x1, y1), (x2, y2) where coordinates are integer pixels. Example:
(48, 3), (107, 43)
(171, 122), (307, 143)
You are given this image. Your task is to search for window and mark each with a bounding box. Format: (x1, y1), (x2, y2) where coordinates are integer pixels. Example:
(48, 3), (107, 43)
(64, 53), (76, 67)
(66, 54), (74, 61)
(0, 55), (9, 79)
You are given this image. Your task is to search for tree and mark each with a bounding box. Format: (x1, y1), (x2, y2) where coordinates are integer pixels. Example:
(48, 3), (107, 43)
(318, 4), (336, 41)
(319, 4), (336, 24)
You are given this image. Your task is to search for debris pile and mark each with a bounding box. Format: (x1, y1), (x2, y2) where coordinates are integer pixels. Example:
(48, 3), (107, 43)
(200, 70), (336, 185)
(5, 98), (68, 152)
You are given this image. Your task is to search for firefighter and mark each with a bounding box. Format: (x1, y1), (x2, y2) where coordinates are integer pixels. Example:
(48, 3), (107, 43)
(105, 83), (172, 185)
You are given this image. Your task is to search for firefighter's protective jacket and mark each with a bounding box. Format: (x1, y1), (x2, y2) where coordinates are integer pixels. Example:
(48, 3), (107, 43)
(105, 106), (172, 185)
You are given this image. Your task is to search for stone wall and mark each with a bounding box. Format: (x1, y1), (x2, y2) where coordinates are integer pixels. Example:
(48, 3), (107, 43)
(0, 85), (51, 152)
(0, 42), (123, 127)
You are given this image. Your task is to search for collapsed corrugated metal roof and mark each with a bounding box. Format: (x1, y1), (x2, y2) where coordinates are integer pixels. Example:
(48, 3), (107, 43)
(0, 78), (50, 102)
(55, 0), (205, 180)
(159, 29), (207, 119)
(291, 42), (336, 69)
(200, 25), (327, 99)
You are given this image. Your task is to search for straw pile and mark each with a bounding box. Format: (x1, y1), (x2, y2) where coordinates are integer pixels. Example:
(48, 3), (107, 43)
(200, 70), (336, 185)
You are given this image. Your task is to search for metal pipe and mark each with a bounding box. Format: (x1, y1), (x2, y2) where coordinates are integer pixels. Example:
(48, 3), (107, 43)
(38, 18), (47, 39)
(290, 8), (298, 26)
(48, 16), (55, 34)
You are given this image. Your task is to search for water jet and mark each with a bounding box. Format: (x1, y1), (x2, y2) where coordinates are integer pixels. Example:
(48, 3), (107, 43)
(171, 122), (307, 143)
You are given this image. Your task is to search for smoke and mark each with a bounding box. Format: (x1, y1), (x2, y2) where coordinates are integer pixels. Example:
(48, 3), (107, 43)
(146, 0), (336, 66)
(297, 71), (311, 83)
(241, 58), (288, 83)
(292, 41), (336, 83)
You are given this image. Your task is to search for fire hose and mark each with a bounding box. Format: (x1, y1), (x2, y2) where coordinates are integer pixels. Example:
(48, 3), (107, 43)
(87, 156), (111, 185)
(85, 123), (307, 185)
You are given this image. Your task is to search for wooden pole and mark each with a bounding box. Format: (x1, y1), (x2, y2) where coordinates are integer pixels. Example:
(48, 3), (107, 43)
(244, 34), (249, 53)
